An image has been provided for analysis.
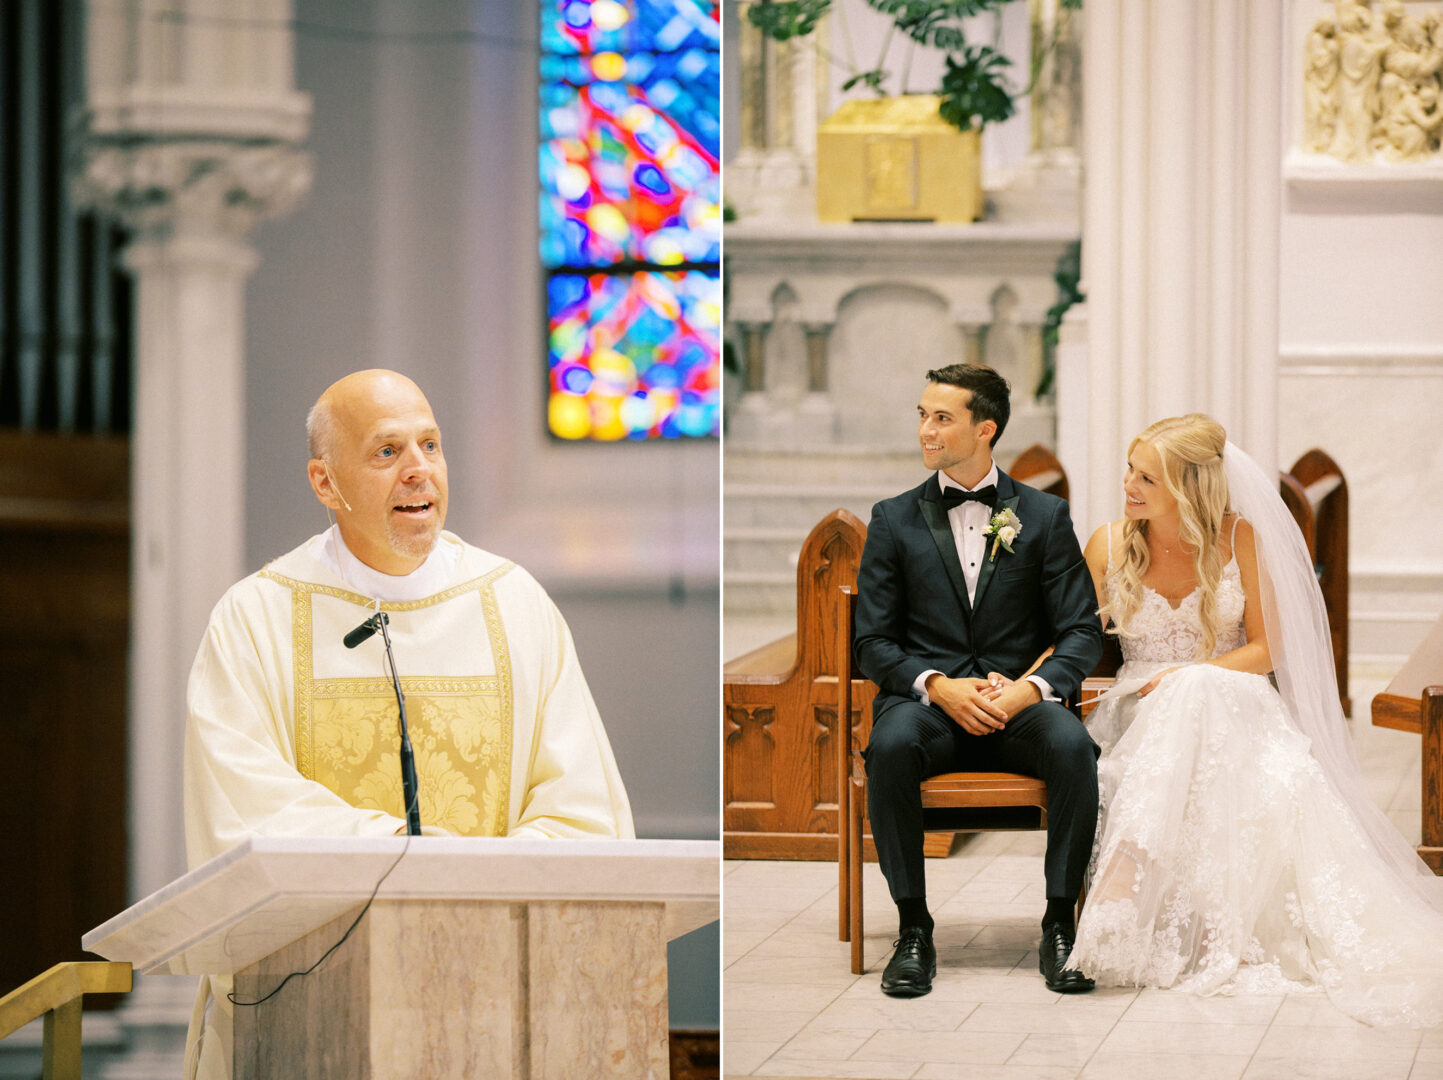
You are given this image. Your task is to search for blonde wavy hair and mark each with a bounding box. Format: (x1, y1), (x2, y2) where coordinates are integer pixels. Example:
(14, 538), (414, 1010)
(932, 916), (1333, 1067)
(1100, 414), (1232, 658)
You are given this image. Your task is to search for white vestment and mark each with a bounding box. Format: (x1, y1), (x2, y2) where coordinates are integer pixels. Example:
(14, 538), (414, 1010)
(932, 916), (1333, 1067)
(182, 528), (633, 1079)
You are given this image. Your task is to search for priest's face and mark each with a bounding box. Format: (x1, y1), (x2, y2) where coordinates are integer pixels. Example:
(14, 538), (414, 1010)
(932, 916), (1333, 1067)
(313, 371), (450, 575)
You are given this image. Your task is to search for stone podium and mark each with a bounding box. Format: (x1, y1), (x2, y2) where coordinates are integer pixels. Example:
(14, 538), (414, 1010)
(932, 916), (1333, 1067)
(82, 837), (719, 1078)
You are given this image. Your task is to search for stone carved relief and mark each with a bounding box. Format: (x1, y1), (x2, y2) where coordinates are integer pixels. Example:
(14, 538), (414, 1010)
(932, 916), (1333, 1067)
(1305, 0), (1443, 163)
(1305, 19), (1342, 152)
(762, 282), (809, 403)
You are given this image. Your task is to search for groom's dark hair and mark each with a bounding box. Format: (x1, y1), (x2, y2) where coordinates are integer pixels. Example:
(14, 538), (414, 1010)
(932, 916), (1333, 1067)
(926, 363), (1010, 447)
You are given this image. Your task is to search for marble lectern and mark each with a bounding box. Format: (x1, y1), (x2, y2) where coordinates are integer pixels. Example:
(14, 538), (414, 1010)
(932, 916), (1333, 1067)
(82, 837), (719, 1079)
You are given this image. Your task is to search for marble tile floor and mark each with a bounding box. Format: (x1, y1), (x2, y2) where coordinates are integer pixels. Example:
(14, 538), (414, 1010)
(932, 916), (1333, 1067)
(722, 678), (1443, 1079)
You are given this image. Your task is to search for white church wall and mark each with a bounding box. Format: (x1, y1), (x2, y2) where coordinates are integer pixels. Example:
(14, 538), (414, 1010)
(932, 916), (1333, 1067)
(1278, 0), (1443, 669)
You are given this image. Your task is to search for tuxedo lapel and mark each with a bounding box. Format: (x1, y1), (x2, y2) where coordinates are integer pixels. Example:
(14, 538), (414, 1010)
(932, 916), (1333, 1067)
(917, 485), (972, 617)
(971, 479), (1020, 613)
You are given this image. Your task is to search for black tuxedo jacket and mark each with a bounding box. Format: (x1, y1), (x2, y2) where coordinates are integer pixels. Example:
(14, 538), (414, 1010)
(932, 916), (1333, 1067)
(854, 468), (1103, 719)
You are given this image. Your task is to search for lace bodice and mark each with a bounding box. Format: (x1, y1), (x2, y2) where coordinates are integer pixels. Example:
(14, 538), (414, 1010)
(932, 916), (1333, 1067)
(1108, 557), (1247, 664)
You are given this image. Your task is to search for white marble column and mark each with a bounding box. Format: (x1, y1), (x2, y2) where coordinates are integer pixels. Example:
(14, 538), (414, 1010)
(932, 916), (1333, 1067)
(725, 1), (817, 219)
(1071, 0), (1284, 533)
(77, 2), (312, 1073)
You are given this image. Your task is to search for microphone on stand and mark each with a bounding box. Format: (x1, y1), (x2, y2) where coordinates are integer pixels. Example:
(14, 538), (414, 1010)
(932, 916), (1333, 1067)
(342, 610), (422, 836)
(343, 614), (382, 649)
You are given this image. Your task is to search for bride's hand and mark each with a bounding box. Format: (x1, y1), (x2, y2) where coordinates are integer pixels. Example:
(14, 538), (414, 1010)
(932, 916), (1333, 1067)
(1137, 667), (1181, 697)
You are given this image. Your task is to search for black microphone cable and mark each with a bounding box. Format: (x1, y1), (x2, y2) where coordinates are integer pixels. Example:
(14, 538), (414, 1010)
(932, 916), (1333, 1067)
(230, 608), (424, 1008)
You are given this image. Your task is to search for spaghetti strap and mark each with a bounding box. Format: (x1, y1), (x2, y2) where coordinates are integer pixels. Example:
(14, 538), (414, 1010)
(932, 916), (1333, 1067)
(1229, 514), (1241, 550)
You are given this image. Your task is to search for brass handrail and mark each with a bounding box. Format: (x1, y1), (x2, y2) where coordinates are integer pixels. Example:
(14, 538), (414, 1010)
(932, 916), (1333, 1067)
(0, 962), (133, 1080)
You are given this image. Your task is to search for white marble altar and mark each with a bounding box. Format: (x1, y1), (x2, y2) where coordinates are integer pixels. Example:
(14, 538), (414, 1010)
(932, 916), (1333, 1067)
(84, 838), (716, 1080)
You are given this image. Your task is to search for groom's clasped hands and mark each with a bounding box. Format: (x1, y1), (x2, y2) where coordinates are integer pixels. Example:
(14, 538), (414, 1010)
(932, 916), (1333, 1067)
(923, 671), (1041, 736)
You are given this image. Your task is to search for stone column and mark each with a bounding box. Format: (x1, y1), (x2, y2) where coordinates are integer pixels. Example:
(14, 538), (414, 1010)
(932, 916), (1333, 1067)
(726, 1), (815, 219)
(738, 321), (770, 402)
(1076, 0), (1283, 532)
(797, 320), (838, 437)
(77, 2), (312, 1074)
(1030, 0), (1084, 166)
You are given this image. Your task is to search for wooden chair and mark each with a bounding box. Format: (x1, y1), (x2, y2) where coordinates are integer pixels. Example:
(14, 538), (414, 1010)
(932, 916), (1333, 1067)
(1372, 609), (1443, 874)
(835, 585), (1115, 973)
(1009, 444), (1069, 502)
(1289, 450), (1350, 715)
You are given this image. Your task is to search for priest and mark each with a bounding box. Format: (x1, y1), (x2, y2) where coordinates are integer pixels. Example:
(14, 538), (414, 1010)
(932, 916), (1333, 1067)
(182, 369), (633, 1079)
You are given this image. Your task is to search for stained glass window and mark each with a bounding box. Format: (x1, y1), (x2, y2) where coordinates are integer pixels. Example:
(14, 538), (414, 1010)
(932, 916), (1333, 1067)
(539, 0), (720, 441)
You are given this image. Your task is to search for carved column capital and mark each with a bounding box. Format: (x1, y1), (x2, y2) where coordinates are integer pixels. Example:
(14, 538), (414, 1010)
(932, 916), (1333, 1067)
(76, 139), (314, 241)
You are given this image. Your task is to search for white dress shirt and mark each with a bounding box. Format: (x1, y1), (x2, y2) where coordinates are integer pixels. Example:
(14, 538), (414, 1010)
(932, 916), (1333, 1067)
(912, 465), (1058, 706)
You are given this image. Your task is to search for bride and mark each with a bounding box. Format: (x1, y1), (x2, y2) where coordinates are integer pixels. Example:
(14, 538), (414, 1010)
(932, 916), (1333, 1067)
(1062, 414), (1443, 1026)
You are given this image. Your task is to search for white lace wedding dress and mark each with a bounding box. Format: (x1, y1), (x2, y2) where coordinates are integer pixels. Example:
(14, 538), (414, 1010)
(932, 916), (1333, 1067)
(1068, 550), (1443, 1027)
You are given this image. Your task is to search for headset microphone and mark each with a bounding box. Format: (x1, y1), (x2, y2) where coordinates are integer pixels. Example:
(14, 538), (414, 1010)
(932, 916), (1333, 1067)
(326, 464), (353, 512)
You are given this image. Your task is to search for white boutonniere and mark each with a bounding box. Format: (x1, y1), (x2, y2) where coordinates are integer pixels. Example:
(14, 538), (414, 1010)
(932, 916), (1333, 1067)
(983, 507), (1022, 562)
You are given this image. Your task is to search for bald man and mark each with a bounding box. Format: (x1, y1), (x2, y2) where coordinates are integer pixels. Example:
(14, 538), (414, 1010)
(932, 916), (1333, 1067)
(181, 371), (633, 1080)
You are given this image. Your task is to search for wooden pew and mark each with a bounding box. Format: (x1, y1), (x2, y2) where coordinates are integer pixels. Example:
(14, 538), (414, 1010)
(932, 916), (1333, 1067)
(723, 511), (962, 860)
(723, 510), (868, 859)
(1009, 444), (1070, 501)
(1372, 611), (1443, 874)
(1278, 452), (1350, 716)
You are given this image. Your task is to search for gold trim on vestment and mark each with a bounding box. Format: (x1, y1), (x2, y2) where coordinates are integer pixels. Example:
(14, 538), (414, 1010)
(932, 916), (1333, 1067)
(282, 562), (517, 836)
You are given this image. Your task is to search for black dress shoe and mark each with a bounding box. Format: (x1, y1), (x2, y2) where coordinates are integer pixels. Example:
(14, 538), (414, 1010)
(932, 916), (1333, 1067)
(880, 926), (936, 997)
(1038, 923), (1095, 994)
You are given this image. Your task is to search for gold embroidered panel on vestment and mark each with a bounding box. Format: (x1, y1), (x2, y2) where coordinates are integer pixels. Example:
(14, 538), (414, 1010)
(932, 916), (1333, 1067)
(273, 563), (516, 837)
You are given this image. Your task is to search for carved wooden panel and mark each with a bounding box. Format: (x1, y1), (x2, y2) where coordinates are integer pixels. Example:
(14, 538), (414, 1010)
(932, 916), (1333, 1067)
(812, 705), (838, 813)
(723, 704), (777, 809)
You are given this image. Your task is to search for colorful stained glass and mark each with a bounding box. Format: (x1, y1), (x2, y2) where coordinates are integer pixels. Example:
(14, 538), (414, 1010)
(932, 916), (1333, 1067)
(539, 1), (720, 441)
(539, 61), (720, 266)
(547, 269), (720, 440)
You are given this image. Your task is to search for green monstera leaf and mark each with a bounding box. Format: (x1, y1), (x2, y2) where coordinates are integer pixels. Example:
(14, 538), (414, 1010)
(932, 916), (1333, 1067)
(746, 0), (833, 40)
(939, 45), (1015, 131)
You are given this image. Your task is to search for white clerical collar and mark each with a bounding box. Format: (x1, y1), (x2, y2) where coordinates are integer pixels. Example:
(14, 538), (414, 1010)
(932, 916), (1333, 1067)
(314, 524), (459, 603)
(938, 461), (998, 495)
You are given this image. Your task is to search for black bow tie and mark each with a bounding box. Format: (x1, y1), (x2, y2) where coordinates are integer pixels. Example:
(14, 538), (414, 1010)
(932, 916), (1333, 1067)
(940, 484), (997, 510)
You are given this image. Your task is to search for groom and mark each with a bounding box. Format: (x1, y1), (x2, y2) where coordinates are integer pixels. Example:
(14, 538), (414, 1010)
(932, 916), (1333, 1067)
(855, 363), (1103, 996)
